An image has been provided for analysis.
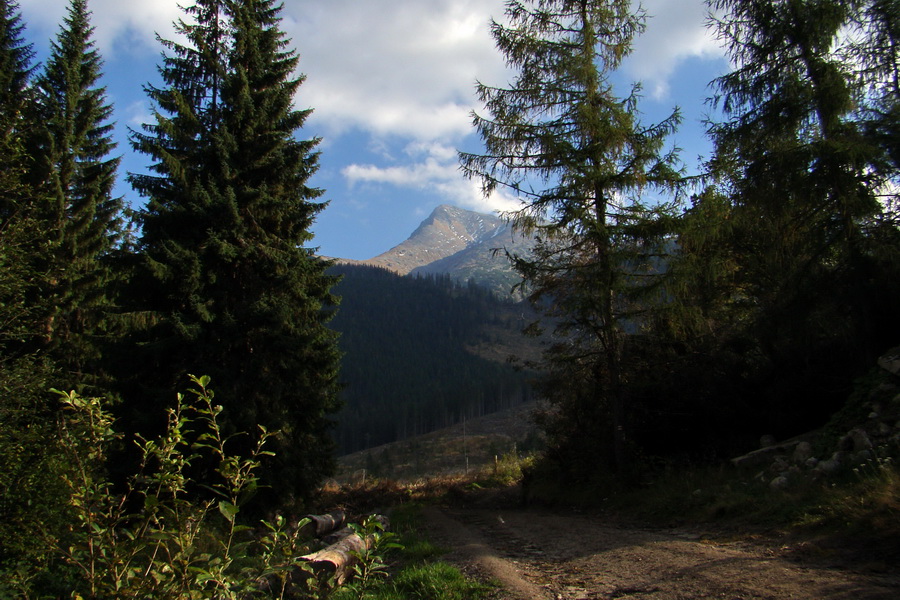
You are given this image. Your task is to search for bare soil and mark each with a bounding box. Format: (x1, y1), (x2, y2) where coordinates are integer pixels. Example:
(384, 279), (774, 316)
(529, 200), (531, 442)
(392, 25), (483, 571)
(420, 502), (899, 600)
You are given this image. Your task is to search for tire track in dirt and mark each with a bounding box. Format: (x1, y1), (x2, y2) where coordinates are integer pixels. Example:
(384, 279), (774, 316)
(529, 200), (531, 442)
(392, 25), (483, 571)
(421, 505), (899, 600)
(423, 505), (555, 599)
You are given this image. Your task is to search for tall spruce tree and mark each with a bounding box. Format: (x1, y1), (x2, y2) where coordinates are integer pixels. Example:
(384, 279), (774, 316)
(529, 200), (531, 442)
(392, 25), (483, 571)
(461, 0), (681, 474)
(0, 0), (34, 218)
(702, 0), (899, 432)
(850, 0), (900, 185)
(0, 2), (71, 584)
(130, 0), (341, 504)
(29, 0), (122, 381)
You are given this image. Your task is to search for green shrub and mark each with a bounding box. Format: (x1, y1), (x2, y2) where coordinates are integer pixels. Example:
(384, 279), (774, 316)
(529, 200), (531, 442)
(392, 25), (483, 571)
(11, 375), (331, 599)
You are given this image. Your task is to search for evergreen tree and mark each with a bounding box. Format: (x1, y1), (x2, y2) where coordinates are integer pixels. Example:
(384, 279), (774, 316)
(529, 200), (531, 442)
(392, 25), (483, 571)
(0, 3), (71, 587)
(0, 0), (35, 218)
(850, 0), (900, 184)
(708, 0), (882, 252)
(0, 0), (48, 439)
(461, 0), (681, 474)
(705, 0), (898, 431)
(129, 0), (341, 504)
(29, 0), (122, 381)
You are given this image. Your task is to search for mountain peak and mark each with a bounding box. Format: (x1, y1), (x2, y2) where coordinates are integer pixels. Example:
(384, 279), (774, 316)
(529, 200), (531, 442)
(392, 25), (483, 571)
(344, 204), (534, 297)
(359, 205), (504, 275)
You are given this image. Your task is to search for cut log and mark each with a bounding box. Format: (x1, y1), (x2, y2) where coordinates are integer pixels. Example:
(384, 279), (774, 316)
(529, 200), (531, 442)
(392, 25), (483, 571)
(299, 515), (390, 584)
(254, 515), (390, 597)
(300, 532), (368, 583)
(298, 511), (347, 538)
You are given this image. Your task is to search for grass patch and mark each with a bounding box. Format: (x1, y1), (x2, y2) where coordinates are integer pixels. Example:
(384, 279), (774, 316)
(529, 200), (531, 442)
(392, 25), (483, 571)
(347, 562), (491, 600)
(473, 452), (535, 488)
(332, 503), (492, 600)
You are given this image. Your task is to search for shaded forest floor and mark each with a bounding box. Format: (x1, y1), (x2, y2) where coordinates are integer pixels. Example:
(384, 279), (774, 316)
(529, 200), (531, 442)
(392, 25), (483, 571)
(420, 499), (899, 600)
(319, 462), (900, 600)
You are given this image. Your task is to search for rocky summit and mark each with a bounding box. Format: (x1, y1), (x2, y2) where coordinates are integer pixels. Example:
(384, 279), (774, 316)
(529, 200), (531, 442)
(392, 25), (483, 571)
(343, 204), (534, 297)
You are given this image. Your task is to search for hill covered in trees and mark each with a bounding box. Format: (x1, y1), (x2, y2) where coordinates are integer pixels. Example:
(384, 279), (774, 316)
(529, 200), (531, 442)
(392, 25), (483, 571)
(2, 0), (899, 596)
(327, 264), (536, 455)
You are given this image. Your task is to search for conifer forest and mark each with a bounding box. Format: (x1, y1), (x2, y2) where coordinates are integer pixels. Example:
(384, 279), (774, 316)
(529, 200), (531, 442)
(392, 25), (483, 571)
(1, 0), (898, 597)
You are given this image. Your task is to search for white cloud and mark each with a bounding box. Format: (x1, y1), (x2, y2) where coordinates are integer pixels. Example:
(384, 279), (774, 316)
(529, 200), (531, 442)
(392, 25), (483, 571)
(124, 100), (152, 128)
(21, 0), (718, 220)
(282, 0), (507, 142)
(23, 0), (720, 139)
(625, 0), (725, 98)
(342, 142), (519, 215)
(21, 0), (180, 55)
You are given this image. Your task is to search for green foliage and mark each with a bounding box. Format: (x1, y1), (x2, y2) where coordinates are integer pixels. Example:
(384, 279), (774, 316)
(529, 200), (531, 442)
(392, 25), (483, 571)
(461, 0), (683, 475)
(0, 0), (42, 348)
(53, 376), (281, 598)
(26, 0), (123, 381)
(475, 451), (534, 488)
(0, 0), (35, 213)
(0, 9), (71, 579)
(333, 504), (488, 600)
(0, 357), (70, 597)
(381, 563), (490, 600)
(338, 516), (403, 600)
(125, 0), (341, 506)
(633, 0), (900, 456)
(29, 375), (325, 600)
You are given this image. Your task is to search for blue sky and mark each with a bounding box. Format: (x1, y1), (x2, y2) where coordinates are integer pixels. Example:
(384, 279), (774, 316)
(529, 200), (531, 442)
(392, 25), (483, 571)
(20, 0), (730, 260)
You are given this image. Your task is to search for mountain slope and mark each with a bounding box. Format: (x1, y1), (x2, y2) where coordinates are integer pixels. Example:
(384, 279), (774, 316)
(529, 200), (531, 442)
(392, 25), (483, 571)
(344, 205), (534, 296)
(327, 263), (537, 455)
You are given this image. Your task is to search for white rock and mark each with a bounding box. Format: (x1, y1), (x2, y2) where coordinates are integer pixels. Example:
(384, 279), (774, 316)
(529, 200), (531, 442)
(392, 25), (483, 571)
(793, 442), (813, 463)
(770, 475), (790, 490)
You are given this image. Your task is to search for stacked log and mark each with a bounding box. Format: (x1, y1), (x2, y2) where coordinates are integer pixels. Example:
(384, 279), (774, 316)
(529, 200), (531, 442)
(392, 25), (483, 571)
(256, 511), (390, 596)
(297, 511), (347, 538)
(300, 515), (390, 584)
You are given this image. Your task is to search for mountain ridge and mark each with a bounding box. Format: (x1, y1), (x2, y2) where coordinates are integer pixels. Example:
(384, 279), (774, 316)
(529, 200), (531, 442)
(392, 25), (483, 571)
(334, 204), (534, 297)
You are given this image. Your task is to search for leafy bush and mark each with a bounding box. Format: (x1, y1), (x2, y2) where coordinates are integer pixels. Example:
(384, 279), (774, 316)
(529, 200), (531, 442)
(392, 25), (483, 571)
(8, 375), (332, 599)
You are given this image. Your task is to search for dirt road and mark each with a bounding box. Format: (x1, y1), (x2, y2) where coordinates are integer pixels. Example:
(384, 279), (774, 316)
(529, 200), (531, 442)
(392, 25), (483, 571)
(421, 505), (899, 600)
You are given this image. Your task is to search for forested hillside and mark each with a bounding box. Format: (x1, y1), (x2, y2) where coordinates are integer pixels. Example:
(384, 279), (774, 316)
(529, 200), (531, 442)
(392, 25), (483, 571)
(328, 264), (534, 455)
(1, 0), (899, 596)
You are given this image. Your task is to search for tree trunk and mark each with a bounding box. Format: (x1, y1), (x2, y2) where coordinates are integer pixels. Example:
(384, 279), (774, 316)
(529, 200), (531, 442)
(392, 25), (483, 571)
(298, 511), (346, 538)
(300, 515), (390, 583)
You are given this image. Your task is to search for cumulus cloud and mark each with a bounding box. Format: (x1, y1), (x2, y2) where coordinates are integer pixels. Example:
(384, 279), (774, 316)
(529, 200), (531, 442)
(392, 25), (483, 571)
(287, 0), (724, 139)
(625, 0), (725, 98)
(281, 0), (507, 142)
(20, 0), (720, 225)
(22, 0), (721, 139)
(343, 142), (519, 215)
(21, 0), (180, 55)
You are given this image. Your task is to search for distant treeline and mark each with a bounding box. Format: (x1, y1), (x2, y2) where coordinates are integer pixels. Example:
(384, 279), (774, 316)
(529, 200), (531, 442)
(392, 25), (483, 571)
(328, 264), (533, 455)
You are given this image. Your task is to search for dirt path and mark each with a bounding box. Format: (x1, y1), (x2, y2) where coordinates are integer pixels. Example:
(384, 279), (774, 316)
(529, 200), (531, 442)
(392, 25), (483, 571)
(421, 505), (899, 600)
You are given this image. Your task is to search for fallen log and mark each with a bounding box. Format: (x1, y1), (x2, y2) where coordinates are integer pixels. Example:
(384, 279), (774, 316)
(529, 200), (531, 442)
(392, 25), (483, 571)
(255, 514), (390, 596)
(299, 515), (390, 584)
(298, 510), (347, 538)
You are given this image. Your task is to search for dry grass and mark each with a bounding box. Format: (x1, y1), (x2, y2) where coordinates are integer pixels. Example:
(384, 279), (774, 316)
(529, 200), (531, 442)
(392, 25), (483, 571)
(319, 452), (533, 515)
(334, 403), (541, 485)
